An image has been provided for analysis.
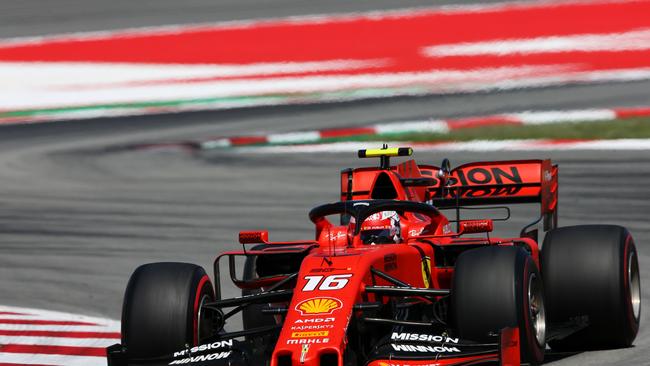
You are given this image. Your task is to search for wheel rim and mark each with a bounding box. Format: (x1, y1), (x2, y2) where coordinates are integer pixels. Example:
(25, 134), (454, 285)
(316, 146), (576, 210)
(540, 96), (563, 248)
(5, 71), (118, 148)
(629, 251), (641, 321)
(196, 294), (212, 343)
(528, 273), (546, 346)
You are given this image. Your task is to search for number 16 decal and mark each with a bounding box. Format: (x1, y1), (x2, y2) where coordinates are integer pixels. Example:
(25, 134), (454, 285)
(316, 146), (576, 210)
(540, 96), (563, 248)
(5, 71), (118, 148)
(302, 274), (352, 291)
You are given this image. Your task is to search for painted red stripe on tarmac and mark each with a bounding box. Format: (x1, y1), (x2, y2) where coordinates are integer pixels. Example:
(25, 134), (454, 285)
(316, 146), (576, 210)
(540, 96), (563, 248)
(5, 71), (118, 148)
(0, 344), (106, 357)
(0, 117), (48, 125)
(615, 107), (650, 119)
(93, 65), (389, 88)
(320, 127), (376, 138)
(229, 136), (268, 146)
(0, 319), (97, 326)
(446, 116), (521, 130)
(0, 312), (27, 316)
(1, 1), (649, 65)
(71, 51), (650, 91)
(0, 329), (120, 339)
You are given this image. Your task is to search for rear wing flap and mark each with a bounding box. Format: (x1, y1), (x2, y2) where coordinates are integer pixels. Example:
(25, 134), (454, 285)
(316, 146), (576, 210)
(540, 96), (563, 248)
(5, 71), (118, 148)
(420, 159), (558, 231)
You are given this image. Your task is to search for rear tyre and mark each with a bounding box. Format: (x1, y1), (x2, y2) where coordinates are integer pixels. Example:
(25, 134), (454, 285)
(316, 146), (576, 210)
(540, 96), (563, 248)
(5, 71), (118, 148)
(121, 262), (215, 358)
(452, 246), (545, 365)
(542, 225), (640, 350)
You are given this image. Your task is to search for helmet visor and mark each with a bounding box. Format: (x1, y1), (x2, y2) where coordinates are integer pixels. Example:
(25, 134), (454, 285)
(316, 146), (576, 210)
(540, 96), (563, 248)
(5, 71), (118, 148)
(361, 229), (394, 244)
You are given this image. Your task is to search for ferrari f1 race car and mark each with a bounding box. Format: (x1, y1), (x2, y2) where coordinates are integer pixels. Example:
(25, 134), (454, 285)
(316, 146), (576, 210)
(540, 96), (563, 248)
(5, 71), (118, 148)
(107, 147), (641, 366)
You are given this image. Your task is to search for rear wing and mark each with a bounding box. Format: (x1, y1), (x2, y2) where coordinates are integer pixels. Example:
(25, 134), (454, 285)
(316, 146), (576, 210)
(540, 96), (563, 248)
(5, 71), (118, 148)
(341, 147), (558, 232)
(419, 159), (558, 231)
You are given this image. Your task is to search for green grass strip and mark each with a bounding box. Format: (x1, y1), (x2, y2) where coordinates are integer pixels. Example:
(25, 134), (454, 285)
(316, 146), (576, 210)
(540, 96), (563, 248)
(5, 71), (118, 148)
(0, 95), (289, 118)
(314, 117), (650, 144)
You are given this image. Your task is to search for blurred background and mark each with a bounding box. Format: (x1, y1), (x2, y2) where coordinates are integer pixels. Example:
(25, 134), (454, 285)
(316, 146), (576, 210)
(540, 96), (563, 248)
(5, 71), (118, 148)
(0, 1), (648, 365)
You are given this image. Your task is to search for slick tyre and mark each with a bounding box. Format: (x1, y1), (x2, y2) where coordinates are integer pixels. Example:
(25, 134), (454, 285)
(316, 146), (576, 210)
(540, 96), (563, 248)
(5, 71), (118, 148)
(452, 246), (545, 365)
(121, 262), (215, 359)
(542, 225), (640, 350)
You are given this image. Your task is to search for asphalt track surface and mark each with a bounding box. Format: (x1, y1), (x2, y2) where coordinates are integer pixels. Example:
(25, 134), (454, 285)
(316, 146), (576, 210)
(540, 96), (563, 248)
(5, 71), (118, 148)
(0, 1), (648, 365)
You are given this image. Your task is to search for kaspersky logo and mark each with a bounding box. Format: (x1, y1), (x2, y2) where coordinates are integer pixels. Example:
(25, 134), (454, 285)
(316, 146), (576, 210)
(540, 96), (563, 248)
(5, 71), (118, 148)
(295, 297), (342, 315)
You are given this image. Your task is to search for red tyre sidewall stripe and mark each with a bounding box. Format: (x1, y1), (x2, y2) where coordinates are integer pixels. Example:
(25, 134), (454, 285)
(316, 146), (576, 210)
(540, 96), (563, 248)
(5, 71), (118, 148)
(622, 235), (639, 333)
(520, 257), (543, 361)
(192, 275), (210, 346)
(520, 259), (533, 350)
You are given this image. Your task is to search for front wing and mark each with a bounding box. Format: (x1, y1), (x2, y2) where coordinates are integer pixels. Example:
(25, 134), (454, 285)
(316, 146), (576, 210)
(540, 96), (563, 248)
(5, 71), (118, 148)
(106, 328), (520, 366)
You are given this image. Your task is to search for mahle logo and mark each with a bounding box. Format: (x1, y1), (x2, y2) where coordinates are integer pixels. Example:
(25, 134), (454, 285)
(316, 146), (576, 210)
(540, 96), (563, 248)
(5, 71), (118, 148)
(295, 297), (342, 315)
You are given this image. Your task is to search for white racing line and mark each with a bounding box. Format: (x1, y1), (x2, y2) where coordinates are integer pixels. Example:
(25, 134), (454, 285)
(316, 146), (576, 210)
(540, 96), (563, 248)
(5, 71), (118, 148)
(0, 305), (119, 366)
(422, 28), (650, 56)
(0, 64), (568, 111)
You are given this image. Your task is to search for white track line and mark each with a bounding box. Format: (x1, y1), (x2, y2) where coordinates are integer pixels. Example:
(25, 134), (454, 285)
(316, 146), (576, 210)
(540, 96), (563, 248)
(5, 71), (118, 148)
(0, 59), (386, 90)
(267, 131), (322, 144)
(0, 352), (108, 366)
(423, 28), (650, 57)
(0, 64), (565, 110)
(0, 305), (119, 366)
(0, 305), (119, 328)
(0, 323), (119, 332)
(0, 336), (117, 347)
(374, 120), (449, 134)
(5, 66), (650, 124)
(511, 109), (617, 124)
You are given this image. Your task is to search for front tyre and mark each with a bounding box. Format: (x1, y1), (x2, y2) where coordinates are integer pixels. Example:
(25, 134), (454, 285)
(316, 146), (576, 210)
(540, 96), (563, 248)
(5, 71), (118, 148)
(121, 262), (215, 359)
(452, 246), (545, 365)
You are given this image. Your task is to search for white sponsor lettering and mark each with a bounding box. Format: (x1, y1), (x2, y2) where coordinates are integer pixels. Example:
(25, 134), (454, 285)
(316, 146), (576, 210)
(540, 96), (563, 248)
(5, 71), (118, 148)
(294, 317), (335, 324)
(291, 324), (335, 330)
(391, 332), (459, 343)
(390, 344), (461, 353)
(168, 351), (231, 365)
(327, 232), (347, 240)
(172, 340), (233, 357)
(287, 338), (330, 345)
(302, 274), (352, 291)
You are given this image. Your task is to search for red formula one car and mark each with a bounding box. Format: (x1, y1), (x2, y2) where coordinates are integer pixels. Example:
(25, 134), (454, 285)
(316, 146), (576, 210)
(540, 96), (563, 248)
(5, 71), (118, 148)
(107, 147), (641, 366)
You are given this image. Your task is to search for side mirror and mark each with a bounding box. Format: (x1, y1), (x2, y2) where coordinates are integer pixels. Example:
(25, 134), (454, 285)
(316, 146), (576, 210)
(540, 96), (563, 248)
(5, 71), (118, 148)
(238, 230), (269, 244)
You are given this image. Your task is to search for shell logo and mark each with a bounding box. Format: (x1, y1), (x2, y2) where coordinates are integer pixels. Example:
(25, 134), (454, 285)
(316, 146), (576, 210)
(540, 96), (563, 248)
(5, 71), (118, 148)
(295, 297), (342, 315)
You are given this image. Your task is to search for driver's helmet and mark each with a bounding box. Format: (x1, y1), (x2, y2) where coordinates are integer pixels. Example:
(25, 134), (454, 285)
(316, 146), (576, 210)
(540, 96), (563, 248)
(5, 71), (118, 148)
(359, 211), (401, 244)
